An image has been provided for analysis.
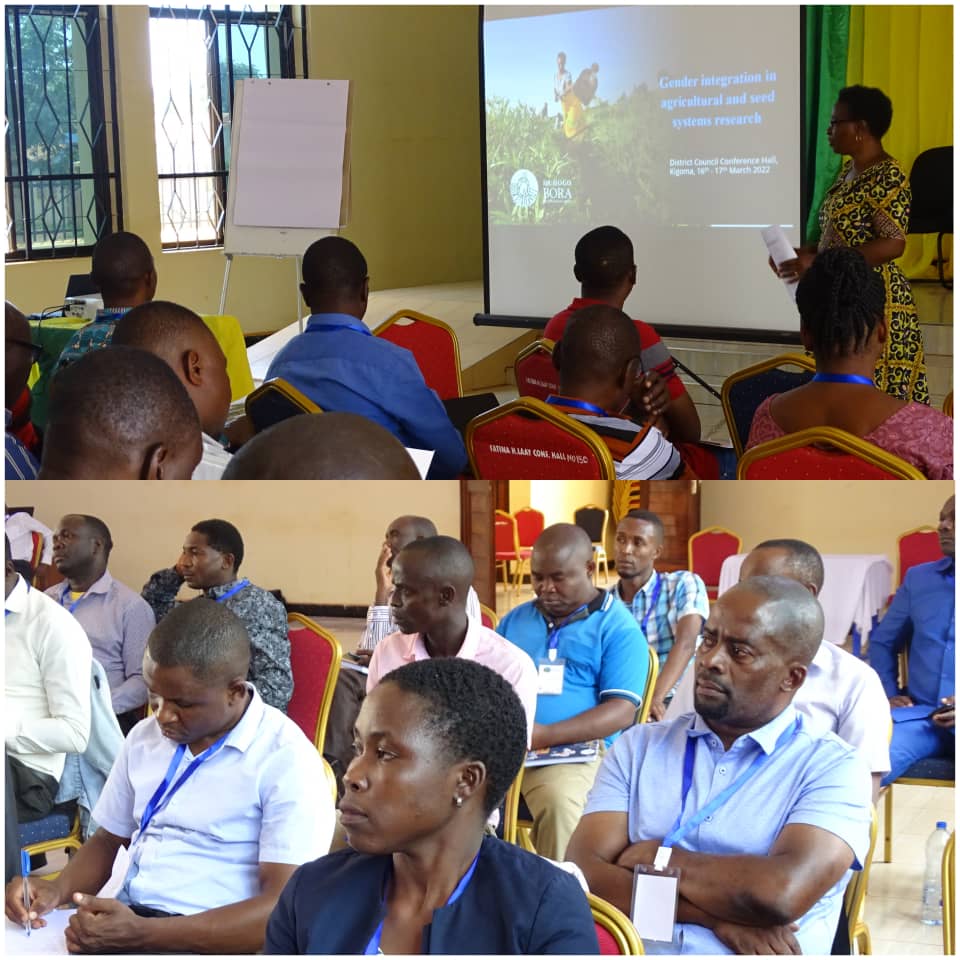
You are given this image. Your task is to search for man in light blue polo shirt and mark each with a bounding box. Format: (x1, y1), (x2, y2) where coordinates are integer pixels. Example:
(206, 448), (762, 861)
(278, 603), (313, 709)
(568, 576), (872, 956)
(265, 237), (466, 479)
(497, 523), (648, 861)
(6, 600), (332, 952)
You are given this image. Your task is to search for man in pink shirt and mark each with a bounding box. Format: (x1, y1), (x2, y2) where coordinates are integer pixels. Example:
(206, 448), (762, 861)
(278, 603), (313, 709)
(367, 536), (537, 745)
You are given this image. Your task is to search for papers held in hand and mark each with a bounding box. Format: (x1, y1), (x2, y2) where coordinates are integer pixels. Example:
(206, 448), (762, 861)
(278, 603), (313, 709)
(524, 739), (600, 767)
(761, 225), (800, 301)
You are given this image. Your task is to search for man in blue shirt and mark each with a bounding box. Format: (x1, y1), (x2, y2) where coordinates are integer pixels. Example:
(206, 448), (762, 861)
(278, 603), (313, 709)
(568, 576), (872, 956)
(265, 237), (466, 479)
(610, 510), (708, 719)
(869, 495), (955, 785)
(497, 523), (648, 861)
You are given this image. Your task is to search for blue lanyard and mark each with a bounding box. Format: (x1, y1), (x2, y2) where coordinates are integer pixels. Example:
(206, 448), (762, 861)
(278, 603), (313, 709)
(546, 603), (589, 662)
(59, 584), (85, 614)
(545, 395), (607, 417)
(363, 850), (481, 955)
(213, 579), (250, 604)
(6, 581), (30, 616)
(639, 573), (662, 634)
(811, 373), (874, 386)
(306, 321), (372, 337)
(664, 716), (801, 848)
(139, 732), (230, 835)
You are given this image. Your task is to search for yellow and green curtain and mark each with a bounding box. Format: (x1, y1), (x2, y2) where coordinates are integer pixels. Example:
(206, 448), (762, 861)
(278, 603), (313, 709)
(804, 5), (953, 279)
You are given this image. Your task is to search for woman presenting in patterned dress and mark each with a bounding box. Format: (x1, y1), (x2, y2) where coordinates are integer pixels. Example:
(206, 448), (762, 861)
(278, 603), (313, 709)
(776, 85), (928, 403)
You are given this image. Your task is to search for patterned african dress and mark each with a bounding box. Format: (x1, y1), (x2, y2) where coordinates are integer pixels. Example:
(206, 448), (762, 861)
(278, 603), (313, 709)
(818, 157), (928, 403)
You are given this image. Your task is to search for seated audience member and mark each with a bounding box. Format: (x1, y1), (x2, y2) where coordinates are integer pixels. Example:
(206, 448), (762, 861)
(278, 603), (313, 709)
(497, 524), (649, 860)
(46, 514), (155, 733)
(367, 536), (537, 742)
(264, 237), (466, 479)
(265, 658), (599, 954)
(546, 306), (683, 480)
(222, 412), (422, 480)
(5, 302), (42, 479)
(869, 495), (955, 785)
(747, 247), (952, 478)
(545, 225), (701, 443)
(323, 515), (481, 787)
(568, 577), (873, 955)
(4, 600), (333, 952)
(54, 231), (157, 372)
(5, 536), (91, 884)
(611, 510), (708, 718)
(38, 346), (203, 480)
(667, 538), (892, 800)
(142, 519), (292, 713)
(112, 301), (233, 479)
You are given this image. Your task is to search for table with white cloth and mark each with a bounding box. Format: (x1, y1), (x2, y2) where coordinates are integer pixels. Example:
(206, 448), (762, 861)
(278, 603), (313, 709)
(718, 553), (893, 656)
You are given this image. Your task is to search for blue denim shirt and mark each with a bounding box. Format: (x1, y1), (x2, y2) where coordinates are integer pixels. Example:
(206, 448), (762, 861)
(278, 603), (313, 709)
(265, 313), (467, 479)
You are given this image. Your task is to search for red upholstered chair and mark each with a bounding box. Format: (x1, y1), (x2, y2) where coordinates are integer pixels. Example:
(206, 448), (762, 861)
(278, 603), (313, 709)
(896, 526), (942, 588)
(495, 510), (525, 595)
(737, 427), (926, 480)
(373, 310), (463, 399)
(465, 397), (616, 479)
(514, 338), (559, 402)
(286, 614), (343, 753)
(688, 526), (742, 602)
(478, 603), (499, 629)
(588, 892), (644, 954)
(514, 506), (545, 555)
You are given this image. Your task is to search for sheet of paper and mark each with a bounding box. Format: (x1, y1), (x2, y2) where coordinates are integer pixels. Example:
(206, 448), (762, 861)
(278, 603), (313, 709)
(404, 448), (434, 479)
(761, 225), (799, 300)
(234, 80), (348, 229)
(5, 909), (71, 955)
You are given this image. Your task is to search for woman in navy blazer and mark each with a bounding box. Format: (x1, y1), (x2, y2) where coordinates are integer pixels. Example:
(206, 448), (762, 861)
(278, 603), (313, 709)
(265, 658), (599, 955)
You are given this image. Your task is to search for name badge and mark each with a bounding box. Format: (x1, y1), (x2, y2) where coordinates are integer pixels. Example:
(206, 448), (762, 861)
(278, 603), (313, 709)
(630, 860), (680, 942)
(537, 658), (565, 695)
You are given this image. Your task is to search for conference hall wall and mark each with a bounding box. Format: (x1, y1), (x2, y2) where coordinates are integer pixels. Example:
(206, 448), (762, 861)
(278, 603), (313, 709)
(4, 5), (482, 332)
(7, 481), (461, 607)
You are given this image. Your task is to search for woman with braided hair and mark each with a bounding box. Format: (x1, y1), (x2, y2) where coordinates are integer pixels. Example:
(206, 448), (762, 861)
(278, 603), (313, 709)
(749, 247), (951, 478)
(776, 85), (928, 403)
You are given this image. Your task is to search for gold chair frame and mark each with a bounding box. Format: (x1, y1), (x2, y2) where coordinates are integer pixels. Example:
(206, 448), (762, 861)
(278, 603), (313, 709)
(287, 613), (343, 753)
(944, 830), (955, 955)
(495, 509), (526, 597)
(635, 646), (661, 725)
(588, 891), (645, 954)
(844, 804), (879, 954)
(478, 602), (500, 629)
(373, 309), (464, 398)
(244, 376), (322, 431)
(514, 337), (557, 395)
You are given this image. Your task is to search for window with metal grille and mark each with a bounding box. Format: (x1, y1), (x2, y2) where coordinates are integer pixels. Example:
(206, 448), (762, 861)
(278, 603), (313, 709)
(4, 5), (122, 261)
(148, 4), (305, 249)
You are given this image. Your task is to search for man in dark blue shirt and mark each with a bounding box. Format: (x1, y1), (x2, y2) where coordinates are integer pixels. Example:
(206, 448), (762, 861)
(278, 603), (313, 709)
(869, 495), (955, 785)
(265, 238), (466, 479)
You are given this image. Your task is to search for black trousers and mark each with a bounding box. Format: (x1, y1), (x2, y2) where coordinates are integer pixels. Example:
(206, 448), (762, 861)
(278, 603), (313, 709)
(5, 754), (59, 883)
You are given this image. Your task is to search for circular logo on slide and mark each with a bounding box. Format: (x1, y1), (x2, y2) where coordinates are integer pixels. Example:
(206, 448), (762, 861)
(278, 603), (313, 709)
(510, 169), (539, 208)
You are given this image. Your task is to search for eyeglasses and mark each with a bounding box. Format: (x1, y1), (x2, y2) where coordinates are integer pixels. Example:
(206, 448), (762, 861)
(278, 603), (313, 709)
(6, 338), (44, 362)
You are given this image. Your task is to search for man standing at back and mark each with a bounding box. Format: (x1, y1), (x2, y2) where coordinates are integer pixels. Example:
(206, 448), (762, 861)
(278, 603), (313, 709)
(54, 231), (157, 372)
(265, 237), (466, 479)
(545, 226), (700, 444)
(142, 519), (293, 713)
(46, 514), (155, 733)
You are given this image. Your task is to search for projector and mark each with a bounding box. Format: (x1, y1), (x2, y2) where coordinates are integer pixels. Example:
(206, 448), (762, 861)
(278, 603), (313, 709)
(64, 296), (104, 321)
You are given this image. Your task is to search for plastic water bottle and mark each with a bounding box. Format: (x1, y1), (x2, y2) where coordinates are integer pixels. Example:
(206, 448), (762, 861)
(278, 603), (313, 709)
(922, 821), (950, 925)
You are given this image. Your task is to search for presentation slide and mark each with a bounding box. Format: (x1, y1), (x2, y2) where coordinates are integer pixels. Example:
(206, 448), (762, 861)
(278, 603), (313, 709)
(483, 5), (802, 334)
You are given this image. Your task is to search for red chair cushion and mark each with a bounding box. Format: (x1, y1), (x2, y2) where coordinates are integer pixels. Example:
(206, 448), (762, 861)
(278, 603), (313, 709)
(377, 320), (460, 399)
(516, 350), (559, 402)
(595, 921), (622, 955)
(287, 626), (335, 743)
(898, 530), (942, 585)
(743, 445), (903, 479)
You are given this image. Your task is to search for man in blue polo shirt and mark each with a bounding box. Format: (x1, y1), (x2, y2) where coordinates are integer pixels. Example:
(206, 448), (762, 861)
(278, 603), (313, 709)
(497, 523), (648, 861)
(264, 237), (466, 479)
(611, 509), (708, 719)
(568, 576), (872, 955)
(869, 494), (955, 785)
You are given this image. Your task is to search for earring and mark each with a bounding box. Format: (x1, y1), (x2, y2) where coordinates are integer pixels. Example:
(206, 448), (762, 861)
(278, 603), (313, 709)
(454, 796), (463, 808)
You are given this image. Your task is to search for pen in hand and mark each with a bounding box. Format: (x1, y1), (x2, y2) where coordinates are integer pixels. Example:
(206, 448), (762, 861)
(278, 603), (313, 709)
(20, 849), (31, 936)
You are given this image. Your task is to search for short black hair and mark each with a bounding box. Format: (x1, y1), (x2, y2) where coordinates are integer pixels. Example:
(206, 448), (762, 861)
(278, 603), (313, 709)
(554, 304), (641, 389)
(112, 300), (217, 358)
(837, 84), (893, 139)
(735, 575), (824, 665)
(301, 236), (367, 299)
(191, 519), (244, 573)
(147, 598), (251, 684)
(753, 538), (825, 593)
(76, 515), (114, 559)
(574, 226), (634, 291)
(380, 658), (527, 818)
(396, 535), (475, 593)
(623, 509), (664, 542)
(796, 247), (885, 359)
(90, 231), (154, 300)
(43, 346), (200, 475)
